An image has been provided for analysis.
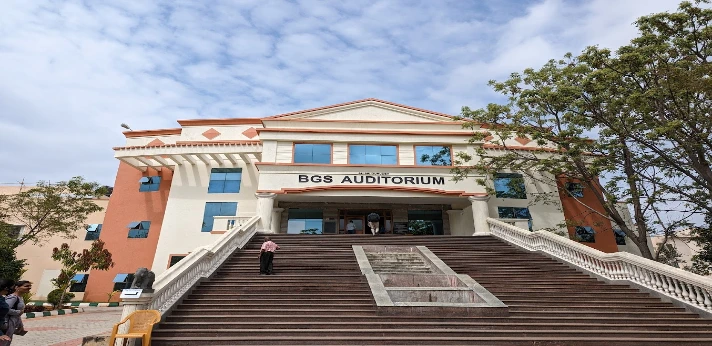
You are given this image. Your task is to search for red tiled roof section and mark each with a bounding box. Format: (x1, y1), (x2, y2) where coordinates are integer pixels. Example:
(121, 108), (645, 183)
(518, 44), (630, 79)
(113, 140), (261, 150)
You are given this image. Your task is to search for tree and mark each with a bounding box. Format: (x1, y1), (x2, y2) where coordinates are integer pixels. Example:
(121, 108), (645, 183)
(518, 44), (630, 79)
(453, 0), (712, 261)
(0, 230), (25, 280)
(0, 177), (108, 247)
(51, 239), (114, 308)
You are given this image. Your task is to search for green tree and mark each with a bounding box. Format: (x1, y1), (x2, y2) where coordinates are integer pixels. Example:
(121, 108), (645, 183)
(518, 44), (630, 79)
(0, 177), (108, 247)
(454, 0), (712, 261)
(0, 230), (25, 280)
(51, 239), (114, 309)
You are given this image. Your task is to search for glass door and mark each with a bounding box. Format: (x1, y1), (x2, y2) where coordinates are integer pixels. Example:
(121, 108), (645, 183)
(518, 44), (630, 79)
(345, 217), (365, 234)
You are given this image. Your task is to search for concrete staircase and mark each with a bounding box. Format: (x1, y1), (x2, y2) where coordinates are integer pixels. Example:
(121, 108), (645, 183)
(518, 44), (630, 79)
(366, 252), (433, 274)
(151, 234), (712, 345)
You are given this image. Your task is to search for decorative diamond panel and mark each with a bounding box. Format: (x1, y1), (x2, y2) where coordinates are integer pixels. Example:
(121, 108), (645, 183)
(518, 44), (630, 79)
(515, 137), (532, 145)
(242, 127), (258, 139)
(202, 128), (221, 140)
(146, 139), (164, 146)
(483, 135), (494, 142)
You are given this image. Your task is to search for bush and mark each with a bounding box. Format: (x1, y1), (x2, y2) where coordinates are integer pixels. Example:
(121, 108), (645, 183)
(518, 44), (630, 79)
(24, 305), (45, 313)
(47, 289), (74, 307)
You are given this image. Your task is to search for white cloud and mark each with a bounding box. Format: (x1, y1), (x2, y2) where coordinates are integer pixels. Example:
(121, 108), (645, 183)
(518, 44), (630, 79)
(0, 0), (686, 185)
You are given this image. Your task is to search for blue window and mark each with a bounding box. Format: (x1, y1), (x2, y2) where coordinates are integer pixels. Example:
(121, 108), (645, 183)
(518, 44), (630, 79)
(208, 168), (242, 193)
(201, 202), (238, 232)
(70, 274), (89, 292)
(85, 224), (102, 241)
(614, 229), (626, 245)
(415, 146), (452, 166)
(565, 182), (584, 198)
(139, 176), (161, 192)
(494, 173), (527, 199)
(287, 209), (323, 234)
(112, 273), (134, 291)
(349, 145), (397, 165)
(294, 144), (332, 164)
(497, 207), (533, 231)
(127, 221), (151, 239)
(575, 226), (596, 243)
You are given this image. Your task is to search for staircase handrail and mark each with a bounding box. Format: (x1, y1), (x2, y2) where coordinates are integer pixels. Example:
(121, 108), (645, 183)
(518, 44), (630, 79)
(148, 215), (260, 314)
(487, 218), (712, 312)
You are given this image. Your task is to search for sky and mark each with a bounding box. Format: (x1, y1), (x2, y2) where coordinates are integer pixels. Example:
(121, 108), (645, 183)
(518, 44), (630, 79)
(0, 0), (683, 186)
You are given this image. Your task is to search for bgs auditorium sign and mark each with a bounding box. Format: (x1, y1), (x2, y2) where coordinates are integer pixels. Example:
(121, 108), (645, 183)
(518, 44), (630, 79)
(298, 173), (445, 185)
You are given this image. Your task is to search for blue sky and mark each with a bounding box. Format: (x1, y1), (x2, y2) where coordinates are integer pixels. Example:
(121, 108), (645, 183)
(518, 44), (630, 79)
(0, 0), (681, 186)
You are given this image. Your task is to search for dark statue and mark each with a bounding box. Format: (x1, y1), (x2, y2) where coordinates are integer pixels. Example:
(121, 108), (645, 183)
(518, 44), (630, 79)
(130, 267), (156, 292)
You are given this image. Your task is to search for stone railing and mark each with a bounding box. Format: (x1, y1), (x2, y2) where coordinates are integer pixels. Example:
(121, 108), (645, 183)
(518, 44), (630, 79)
(212, 216), (253, 232)
(487, 218), (712, 314)
(148, 215), (260, 314)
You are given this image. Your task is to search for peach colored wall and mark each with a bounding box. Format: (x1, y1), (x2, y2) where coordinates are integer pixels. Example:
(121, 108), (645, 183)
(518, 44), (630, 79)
(83, 163), (172, 302)
(558, 178), (618, 253)
(0, 186), (109, 300)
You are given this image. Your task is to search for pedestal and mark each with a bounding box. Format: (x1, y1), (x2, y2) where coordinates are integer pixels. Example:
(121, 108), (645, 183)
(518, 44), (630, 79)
(115, 292), (154, 346)
(468, 195), (491, 235)
(255, 192), (277, 232)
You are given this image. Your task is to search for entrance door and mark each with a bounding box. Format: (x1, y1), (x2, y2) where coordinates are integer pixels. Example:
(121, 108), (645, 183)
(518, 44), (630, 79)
(345, 217), (365, 234)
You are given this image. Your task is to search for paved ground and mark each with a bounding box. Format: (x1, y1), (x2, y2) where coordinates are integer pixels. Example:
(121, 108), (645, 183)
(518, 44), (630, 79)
(14, 307), (123, 346)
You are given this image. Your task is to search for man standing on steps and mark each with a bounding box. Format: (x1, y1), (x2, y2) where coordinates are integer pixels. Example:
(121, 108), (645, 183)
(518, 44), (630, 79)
(367, 212), (380, 236)
(259, 236), (280, 275)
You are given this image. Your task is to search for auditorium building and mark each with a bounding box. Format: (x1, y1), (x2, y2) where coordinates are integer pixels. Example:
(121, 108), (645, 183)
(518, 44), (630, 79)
(81, 98), (635, 301)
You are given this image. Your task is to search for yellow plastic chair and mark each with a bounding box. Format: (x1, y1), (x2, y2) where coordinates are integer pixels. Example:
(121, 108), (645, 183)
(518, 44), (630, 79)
(108, 310), (161, 346)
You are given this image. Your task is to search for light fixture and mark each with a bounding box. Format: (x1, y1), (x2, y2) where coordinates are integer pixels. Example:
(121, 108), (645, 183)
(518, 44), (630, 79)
(120, 123), (133, 131)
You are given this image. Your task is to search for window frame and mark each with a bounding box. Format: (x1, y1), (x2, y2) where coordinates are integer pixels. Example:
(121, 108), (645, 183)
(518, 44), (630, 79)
(574, 226), (596, 243)
(494, 173), (527, 199)
(69, 274), (89, 292)
(613, 229), (626, 245)
(293, 143), (333, 164)
(414, 145), (453, 166)
(167, 254), (188, 268)
(497, 206), (533, 231)
(85, 224), (102, 241)
(138, 176), (161, 192)
(112, 273), (135, 292)
(127, 221), (151, 239)
(287, 209), (324, 234)
(201, 202), (238, 232)
(348, 144), (398, 165)
(207, 168), (242, 193)
(565, 182), (584, 198)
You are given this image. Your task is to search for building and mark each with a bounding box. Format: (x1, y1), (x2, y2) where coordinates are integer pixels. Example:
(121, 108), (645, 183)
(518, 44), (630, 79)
(83, 98), (622, 301)
(650, 229), (703, 269)
(0, 185), (108, 301)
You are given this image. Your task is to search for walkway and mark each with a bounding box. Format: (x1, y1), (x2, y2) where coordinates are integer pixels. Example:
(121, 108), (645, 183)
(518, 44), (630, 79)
(16, 307), (122, 346)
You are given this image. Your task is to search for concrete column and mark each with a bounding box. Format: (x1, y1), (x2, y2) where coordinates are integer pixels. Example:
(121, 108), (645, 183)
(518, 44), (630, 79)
(468, 195), (491, 235)
(271, 208), (284, 234)
(255, 192), (277, 232)
(116, 292), (153, 346)
(445, 210), (460, 235)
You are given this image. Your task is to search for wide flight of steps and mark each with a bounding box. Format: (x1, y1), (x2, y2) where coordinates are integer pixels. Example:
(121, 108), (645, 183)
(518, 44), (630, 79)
(152, 234), (712, 345)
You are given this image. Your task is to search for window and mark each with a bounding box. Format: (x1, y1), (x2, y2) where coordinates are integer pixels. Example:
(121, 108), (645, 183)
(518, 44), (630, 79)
(287, 209), (323, 234)
(208, 168), (242, 193)
(201, 202), (238, 232)
(565, 182), (584, 198)
(70, 274), (89, 292)
(139, 176), (161, 192)
(407, 210), (444, 235)
(2, 224), (23, 239)
(494, 173), (527, 199)
(614, 229), (626, 245)
(112, 273), (135, 291)
(415, 146), (452, 166)
(85, 224), (102, 241)
(498, 207), (533, 231)
(294, 144), (332, 164)
(127, 221), (151, 238)
(349, 145), (397, 165)
(169, 255), (187, 268)
(575, 226), (596, 243)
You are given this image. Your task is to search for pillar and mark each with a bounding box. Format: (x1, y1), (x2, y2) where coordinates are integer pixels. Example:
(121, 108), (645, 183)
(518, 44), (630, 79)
(271, 208), (284, 234)
(468, 195), (491, 235)
(255, 192), (276, 232)
(445, 210), (460, 235)
(115, 292), (153, 346)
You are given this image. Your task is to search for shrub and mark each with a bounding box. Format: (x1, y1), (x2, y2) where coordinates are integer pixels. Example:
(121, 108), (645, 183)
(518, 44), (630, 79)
(24, 305), (45, 313)
(47, 289), (74, 307)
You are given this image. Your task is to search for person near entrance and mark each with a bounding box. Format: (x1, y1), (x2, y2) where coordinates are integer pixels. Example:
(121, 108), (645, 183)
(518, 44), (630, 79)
(347, 220), (356, 234)
(367, 212), (380, 236)
(259, 236), (280, 275)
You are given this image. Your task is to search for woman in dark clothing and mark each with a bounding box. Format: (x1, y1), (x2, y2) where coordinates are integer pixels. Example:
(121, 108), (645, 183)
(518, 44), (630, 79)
(0, 279), (15, 342)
